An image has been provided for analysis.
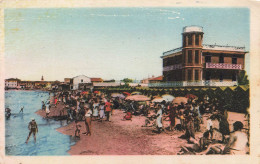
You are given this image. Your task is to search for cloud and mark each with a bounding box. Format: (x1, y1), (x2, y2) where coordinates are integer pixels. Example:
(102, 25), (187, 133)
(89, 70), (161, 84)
(168, 16), (182, 20)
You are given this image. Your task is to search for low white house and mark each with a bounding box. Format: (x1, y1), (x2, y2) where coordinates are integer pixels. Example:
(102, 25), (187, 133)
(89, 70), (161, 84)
(70, 75), (91, 90)
(5, 78), (21, 89)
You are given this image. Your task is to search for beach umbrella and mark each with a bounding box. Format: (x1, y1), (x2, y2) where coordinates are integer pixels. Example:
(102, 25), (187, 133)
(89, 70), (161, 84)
(162, 94), (175, 102)
(123, 92), (131, 96)
(185, 94), (198, 99)
(81, 91), (88, 95)
(125, 95), (150, 101)
(172, 97), (188, 105)
(152, 97), (164, 103)
(111, 93), (125, 99)
(131, 91), (142, 95)
(94, 91), (99, 94)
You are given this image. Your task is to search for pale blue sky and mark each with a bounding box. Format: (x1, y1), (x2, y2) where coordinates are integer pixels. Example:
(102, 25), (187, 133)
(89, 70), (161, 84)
(5, 8), (250, 81)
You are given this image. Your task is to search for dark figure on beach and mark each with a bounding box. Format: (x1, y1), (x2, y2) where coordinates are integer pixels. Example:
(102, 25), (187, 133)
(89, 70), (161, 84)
(74, 120), (81, 138)
(184, 110), (195, 143)
(193, 113), (201, 132)
(19, 106), (24, 113)
(223, 121), (249, 154)
(216, 114), (230, 143)
(84, 105), (92, 136)
(168, 104), (177, 131)
(178, 131), (211, 155)
(26, 118), (38, 144)
(105, 101), (112, 121)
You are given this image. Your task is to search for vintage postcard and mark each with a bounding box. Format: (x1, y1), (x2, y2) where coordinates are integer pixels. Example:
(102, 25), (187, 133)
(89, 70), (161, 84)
(0, 0), (259, 164)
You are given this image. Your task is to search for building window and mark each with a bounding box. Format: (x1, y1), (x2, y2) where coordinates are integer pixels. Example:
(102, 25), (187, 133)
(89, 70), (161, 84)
(195, 70), (199, 81)
(219, 55), (224, 63)
(188, 35), (192, 45)
(219, 72), (223, 81)
(170, 57), (174, 65)
(183, 36), (186, 46)
(188, 70), (192, 81)
(81, 79), (83, 83)
(195, 34), (199, 45)
(163, 59), (166, 67)
(205, 55), (211, 63)
(195, 50), (199, 64)
(175, 56), (178, 64)
(232, 73), (237, 81)
(232, 57), (237, 64)
(206, 71), (211, 80)
(188, 50), (192, 63)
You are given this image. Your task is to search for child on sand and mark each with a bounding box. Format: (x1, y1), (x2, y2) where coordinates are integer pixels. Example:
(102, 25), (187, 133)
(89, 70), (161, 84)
(122, 112), (132, 121)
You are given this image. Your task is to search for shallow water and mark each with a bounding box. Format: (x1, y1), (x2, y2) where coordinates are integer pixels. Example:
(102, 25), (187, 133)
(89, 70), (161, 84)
(5, 90), (76, 156)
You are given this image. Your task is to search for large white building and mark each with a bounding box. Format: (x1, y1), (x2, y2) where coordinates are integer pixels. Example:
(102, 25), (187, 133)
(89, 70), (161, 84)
(5, 78), (21, 89)
(70, 75), (91, 90)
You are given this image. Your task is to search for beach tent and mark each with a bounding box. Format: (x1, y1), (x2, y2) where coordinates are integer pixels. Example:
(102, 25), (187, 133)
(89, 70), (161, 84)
(125, 95), (150, 101)
(172, 97), (188, 105)
(185, 94), (198, 99)
(111, 93), (125, 99)
(162, 94), (175, 102)
(152, 97), (164, 103)
(123, 92), (131, 96)
(131, 91), (142, 95)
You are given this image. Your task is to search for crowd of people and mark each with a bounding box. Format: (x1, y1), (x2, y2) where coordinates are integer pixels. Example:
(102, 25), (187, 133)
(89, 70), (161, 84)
(39, 90), (249, 155)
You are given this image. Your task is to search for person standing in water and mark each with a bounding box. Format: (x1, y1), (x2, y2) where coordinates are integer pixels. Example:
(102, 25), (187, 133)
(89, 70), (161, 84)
(26, 118), (38, 144)
(19, 106), (24, 113)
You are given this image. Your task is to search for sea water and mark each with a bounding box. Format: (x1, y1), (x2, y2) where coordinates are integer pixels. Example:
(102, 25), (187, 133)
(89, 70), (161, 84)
(5, 90), (76, 156)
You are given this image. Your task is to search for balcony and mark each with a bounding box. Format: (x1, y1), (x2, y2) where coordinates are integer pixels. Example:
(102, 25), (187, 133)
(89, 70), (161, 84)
(205, 63), (242, 70)
(163, 64), (183, 72)
(148, 81), (238, 87)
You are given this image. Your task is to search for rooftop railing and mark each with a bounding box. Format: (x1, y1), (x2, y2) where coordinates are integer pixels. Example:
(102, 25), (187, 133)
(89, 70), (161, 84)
(203, 44), (245, 52)
(162, 47), (182, 57)
(148, 81), (238, 87)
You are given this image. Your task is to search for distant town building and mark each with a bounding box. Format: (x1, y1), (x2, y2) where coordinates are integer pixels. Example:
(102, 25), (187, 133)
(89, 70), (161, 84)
(5, 78), (21, 89)
(70, 75), (91, 90)
(154, 26), (247, 87)
(149, 76), (163, 83)
(141, 75), (163, 84)
(64, 78), (71, 84)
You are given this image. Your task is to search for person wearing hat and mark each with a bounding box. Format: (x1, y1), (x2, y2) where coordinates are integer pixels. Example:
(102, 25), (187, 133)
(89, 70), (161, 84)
(26, 118), (38, 144)
(155, 105), (163, 133)
(84, 105), (92, 136)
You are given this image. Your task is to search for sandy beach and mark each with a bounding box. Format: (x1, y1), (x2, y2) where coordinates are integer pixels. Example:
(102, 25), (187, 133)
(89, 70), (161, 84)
(34, 100), (249, 155)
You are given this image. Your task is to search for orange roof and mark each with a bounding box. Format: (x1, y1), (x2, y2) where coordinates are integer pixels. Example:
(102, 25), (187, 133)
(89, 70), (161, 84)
(149, 76), (163, 81)
(91, 78), (103, 82)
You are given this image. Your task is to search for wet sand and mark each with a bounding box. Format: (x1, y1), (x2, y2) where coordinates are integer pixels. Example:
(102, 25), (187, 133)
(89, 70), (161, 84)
(35, 102), (67, 119)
